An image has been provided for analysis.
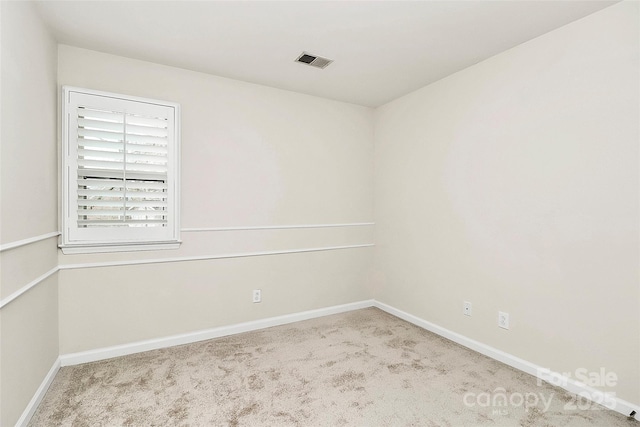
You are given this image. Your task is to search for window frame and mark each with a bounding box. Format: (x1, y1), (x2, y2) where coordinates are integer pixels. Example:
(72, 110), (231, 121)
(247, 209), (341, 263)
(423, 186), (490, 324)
(60, 86), (181, 254)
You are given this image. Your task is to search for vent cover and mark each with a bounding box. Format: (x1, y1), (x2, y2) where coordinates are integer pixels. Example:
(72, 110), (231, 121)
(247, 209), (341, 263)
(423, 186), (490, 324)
(295, 52), (333, 69)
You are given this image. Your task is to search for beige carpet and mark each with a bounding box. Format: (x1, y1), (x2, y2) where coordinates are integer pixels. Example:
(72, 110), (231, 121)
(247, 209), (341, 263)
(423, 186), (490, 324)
(30, 308), (637, 426)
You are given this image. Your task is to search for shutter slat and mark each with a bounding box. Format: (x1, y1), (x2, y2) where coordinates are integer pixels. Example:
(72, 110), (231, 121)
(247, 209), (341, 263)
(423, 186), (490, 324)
(78, 139), (125, 152)
(78, 149), (124, 162)
(126, 133), (168, 146)
(78, 149), (166, 164)
(77, 169), (125, 180)
(77, 209), (125, 216)
(78, 219), (167, 226)
(77, 178), (125, 188)
(78, 118), (124, 132)
(78, 109), (125, 123)
(78, 168), (166, 181)
(78, 159), (127, 171)
(78, 200), (168, 208)
(78, 209), (166, 217)
(78, 160), (168, 173)
(126, 195), (168, 201)
(126, 143), (168, 155)
(126, 123), (167, 138)
(125, 115), (167, 128)
(125, 163), (168, 173)
(123, 181), (167, 190)
(78, 128), (124, 142)
(78, 189), (167, 198)
(126, 163), (168, 173)
(125, 154), (168, 164)
(125, 143), (168, 155)
(79, 139), (167, 155)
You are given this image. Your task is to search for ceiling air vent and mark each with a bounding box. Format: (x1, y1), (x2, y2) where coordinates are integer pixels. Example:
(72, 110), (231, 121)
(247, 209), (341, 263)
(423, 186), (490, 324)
(295, 52), (333, 69)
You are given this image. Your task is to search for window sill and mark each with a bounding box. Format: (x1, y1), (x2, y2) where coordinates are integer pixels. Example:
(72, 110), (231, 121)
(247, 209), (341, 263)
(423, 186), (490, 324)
(59, 241), (181, 255)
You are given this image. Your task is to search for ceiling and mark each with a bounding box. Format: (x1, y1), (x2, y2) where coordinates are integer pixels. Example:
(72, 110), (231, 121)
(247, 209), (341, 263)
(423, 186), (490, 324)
(35, 0), (617, 107)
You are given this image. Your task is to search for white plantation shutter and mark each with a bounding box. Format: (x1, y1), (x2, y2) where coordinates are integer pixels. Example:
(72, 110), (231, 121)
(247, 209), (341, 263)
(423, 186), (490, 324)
(75, 108), (169, 227)
(62, 87), (180, 253)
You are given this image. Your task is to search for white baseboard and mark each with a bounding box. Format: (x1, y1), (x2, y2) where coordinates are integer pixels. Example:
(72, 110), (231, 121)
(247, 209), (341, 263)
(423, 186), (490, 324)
(15, 357), (61, 427)
(60, 299), (376, 367)
(373, 301), (640, 421)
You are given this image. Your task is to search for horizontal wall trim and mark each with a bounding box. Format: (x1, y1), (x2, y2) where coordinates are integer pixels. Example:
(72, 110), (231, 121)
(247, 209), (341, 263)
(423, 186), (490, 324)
(181, 222), (375, 232)
(59, 243), (374, 270)
(0, 231), (60, 252)
(1, 244), (373, 309)
(0, 267), (58, 309)
(373, 301), (640, 421)
(16, 357), (61, 427)
(0, 224), (373, 252)
(60, 299), (375, 366)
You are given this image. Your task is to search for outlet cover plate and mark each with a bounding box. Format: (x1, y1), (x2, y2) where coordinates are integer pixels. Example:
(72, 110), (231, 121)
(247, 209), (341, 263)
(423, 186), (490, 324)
(463, 301), (472, 316)
(498, 311), (509, 329)
(252, 289), (262, 303)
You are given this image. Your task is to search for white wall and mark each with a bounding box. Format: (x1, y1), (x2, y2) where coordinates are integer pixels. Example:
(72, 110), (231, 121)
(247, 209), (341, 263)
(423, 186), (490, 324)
(374, 1), (639, 405)
(57, 45), (375, 354)
(0, 1), (59, 425)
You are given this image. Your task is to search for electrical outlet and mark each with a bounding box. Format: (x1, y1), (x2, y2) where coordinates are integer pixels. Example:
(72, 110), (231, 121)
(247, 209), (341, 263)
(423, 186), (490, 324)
(463, 301), (472, 316)
(252, 289), (261, 303)
(498, 311), (509, 329)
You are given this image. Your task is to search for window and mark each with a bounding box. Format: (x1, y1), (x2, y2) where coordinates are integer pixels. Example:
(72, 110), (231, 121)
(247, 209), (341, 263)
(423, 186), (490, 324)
(61, 87), (180, 254)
